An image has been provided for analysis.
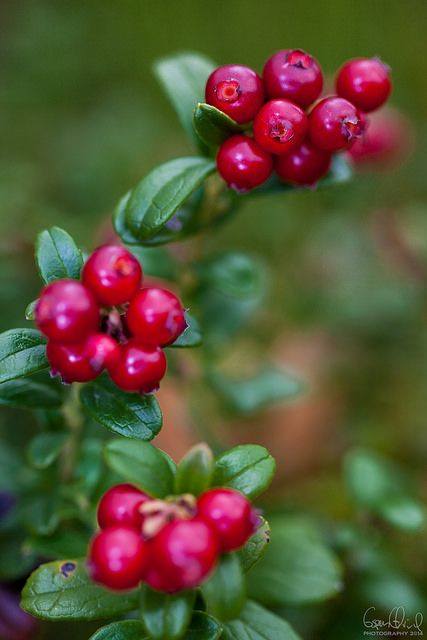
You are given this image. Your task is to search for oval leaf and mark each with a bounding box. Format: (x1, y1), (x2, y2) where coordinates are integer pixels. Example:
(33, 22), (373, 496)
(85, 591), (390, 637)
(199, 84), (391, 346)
(237, 517), (270, 573)
(35, 226), (83, 284)
(0, 329), (48, 383)
(90, 621), (148, 640)
(0, 378), (61, 409)
(104, 439), (175, 497)
(28, 432), (69, 469)
(201, 554), (245, 621)
(140, 587), (195, 640)
(221, 601), (301, 640)
(213, 444), (276, 499)
(168, 312), (202, 348)
(193, 103), (244, 148)
(185, 612), (222, 640)
(21, 559), (139, 621)
(80, 375), (162, 441)
(174, 443), (214, 496)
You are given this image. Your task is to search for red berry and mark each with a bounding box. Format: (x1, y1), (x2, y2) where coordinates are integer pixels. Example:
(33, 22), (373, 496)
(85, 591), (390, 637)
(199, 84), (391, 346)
(35, 280), (99, 344)
(309, 96), (364, 152)
(197, 488), (259, 552)
(85, 333), (121, 373)
(144, 518), (219, 593)
(253, 99), (308, 155)
(216, 135), (273, 192)
(205, 64), (265, 124)
(108, 339), (167, 393)
(263, 49), (323, 108)
(88, 526), (146, 591)
(336, 57), (391, 113)
(82, 245), (142, 306)
(275, 140), (332, 186)
(125, 288), (186, 347)
(97, 483), (150, 531)
(46, 341), (99, 383)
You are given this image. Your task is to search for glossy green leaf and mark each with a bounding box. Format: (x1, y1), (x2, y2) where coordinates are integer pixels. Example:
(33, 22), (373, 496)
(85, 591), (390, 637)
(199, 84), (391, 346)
(168, 312), (202, 348)
(104, 439), (175, 497)
(193, 103), (244, 148)
(90, 621), (147, 640)
(113, 192), (140, 244)
(125, 157), (216, 241)
(221, 601), (301, 640)
(237, 517), (270, 573)
(80, 375), (162, 441)
(185, 612), (222, 639)
(35, 226), (83, 284)
(0, 378), (61, 409)
(174, 443), (214, 496)
(21, 559), (139, 621)
(0, 329), (48, 383)
(202, 554), (245, 621)
(140, 587), (195, 640)
(213, 444), (275, 499)
(28, 432), (69, 469)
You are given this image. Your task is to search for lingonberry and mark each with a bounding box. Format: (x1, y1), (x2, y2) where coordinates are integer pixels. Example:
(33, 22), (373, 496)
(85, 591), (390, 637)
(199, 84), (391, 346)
(309, 96), (364, 152)
(144, 517), (219, 593)
(82, 244), (142, 306)
(35, 280), (99, 344)
(205, 64), (265, 124)
(263, 49), (323, 108)
(197, 488), (259, 552)
(336, 57), (391, 113)
(125, 287), (186, 347)
(108, 339), (167, 393)
(46, 341), (99, 383)
(97, 483), (150, 531)
(85, 333), (121, 373)
(275, 140), (332, 186)
(216, 135), (273, 192)
(253, 99), (308, 155)
(88, 526), (147, 591)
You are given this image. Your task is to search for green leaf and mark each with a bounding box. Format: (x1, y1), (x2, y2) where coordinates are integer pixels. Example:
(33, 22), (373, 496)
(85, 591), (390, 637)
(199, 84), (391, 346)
(0, 378), (61, 409)
(90, 621), (147, 640)
(21, 559), (139, 621)
(221, 601), (301, 640)
(28, 432), (69, 469)
(0, 329), (48, 383)
(174, 443), (214, 496)
(193, 103), (244, 148)
(247, 519), (342, 606)
(124, 157), (216, 241)
(154, 52), (216, 144)
(25, 299), (37, 320)
(140, 587), (195, 640)
(35, 226), (83, 284)
(237, 517), (270, 573)
(22, 494), (61, 536)
(213, 444), (275, 499)
(113, 192), (141, 245)
(168, 312), (202, 348)
(104, 439), (175, 497)
(80, 375), (162, 441)
(185, 612), (222, 639)
(202, 554), (245, 621)
(25, 529), (89, 559)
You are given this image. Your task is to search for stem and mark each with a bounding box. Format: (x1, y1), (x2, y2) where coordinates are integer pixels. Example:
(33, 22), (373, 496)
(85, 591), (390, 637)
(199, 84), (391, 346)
(60, 383), (84, 483)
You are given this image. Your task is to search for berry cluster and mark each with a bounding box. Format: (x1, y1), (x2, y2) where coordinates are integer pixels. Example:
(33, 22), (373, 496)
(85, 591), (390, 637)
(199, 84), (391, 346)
(34, 244), (187, 392)
(206, 52), (392, 191)
(88, 483), (260, 592)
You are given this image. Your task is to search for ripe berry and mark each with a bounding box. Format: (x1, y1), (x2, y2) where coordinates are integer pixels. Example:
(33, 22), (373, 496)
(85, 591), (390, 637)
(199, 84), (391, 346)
(197, 488), (259, 552)
(88, 526), (146, 591)
(253, 99), (308, 155)
(46, 341), (99, 383)
(82, 244), (142, 306)
(336, 57), (391, 113)
(144, 518), (219, 593)
(216, 135), (273, 192)
(263, 49), (323, 108)
(35, 280), (99, 344)
(309, 96), (364, 152)
(205, 64), (265, 124)
(125, 288), (186, 347)
(108, 339), (167, 393)
(85, 333), (121, 373)
(97, 483), (150, 531)
(275, 140), (332, 186)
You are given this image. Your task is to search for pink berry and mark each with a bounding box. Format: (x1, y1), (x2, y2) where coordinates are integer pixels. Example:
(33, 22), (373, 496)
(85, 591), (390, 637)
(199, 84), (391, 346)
(82, 245), (142, 306)
(263, 49), (323, 108)
(85, 333), (121, 373)
(309, 96), (364, 152)
(216, 135), (273, 192)
(108, 339), (167, 393)
(336, 57), (391, 113)
(125, 288), (186, 347)
(205, 64), (265, 124)
(97, 483), (151, 531)
(275, 140), (332, 186)
(253, 99), (308, 155)
(46, 341), (99, 383)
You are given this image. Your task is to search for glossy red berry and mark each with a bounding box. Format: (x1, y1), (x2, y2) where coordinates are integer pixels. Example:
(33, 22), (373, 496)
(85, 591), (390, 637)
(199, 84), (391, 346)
(88, 526), (147, 591)
(197, 488), (259, 552)
(108, 339), (167, 393)
(144, 517), (219, 593)
(263, 49), (323, 108)
(46, 341), (99, 383)
(216, 135), (273, 192)
(275, 140), (332, 186)
(205, 64), (265, 124)
(309, 96), (364, 152)
(82, 245), (142, 306)
(35, 280), (99, 344)
(85, 333), (121, 373)
(125, 288), (186, 347)
(97, 483), (150, 531)
(336, 57), (391, 113)
(253, 99), (308, 156)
